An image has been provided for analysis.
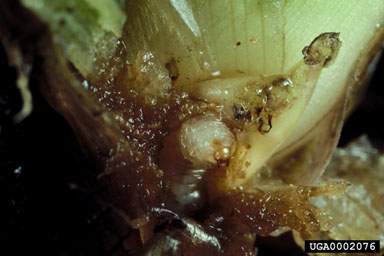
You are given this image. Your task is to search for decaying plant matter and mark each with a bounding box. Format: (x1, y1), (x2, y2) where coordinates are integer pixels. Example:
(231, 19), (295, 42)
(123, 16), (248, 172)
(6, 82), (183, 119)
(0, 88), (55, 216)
(1, 0), (384, 255)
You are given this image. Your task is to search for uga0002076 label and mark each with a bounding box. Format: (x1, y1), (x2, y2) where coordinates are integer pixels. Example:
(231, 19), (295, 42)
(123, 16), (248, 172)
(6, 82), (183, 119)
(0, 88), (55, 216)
(305, 240), (380, 253)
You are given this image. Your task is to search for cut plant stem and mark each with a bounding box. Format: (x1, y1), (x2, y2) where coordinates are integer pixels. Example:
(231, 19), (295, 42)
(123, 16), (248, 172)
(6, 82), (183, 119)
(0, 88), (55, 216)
(227, 33), (341, 187)
(184, 33), (341, 187)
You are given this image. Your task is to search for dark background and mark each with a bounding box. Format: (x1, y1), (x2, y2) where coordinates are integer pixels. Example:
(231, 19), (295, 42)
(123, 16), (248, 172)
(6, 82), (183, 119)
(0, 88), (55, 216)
(0, 37), (383, 255)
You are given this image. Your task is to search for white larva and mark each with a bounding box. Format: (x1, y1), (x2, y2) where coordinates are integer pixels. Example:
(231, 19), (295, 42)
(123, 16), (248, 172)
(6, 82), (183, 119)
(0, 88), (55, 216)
(160, 113), (236, 211)
(177, 113), (236, 168)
